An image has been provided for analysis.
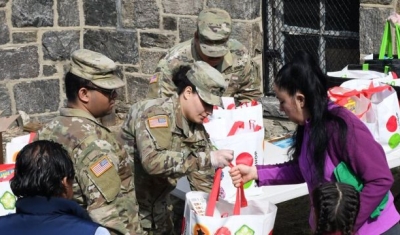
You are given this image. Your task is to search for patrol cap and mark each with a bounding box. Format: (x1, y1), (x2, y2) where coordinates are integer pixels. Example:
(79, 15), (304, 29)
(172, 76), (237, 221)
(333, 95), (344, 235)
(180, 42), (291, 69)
(69, 49), (125, 89)
(197, 8), (232, 57)
(186, 61), (227, 107)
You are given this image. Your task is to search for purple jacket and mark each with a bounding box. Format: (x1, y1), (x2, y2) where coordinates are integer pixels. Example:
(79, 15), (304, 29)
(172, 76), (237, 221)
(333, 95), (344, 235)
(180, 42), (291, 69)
(257, 104), (399, 234)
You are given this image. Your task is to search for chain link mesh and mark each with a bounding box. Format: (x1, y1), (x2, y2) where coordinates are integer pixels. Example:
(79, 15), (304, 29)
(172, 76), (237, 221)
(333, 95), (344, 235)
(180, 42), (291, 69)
(262, 0), (360, 93)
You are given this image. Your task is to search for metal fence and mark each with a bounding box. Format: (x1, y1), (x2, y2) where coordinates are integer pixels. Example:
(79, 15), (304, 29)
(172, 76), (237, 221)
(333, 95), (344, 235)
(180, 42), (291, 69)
(262, 0), (360, 93)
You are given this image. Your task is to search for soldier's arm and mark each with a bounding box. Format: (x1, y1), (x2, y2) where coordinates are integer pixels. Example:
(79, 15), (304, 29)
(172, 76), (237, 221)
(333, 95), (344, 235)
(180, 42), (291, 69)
(74, 141), (141, 235)
(135, 114), (212, 177)
(146, 59), (178, 99)
(235, 56), (263, 103)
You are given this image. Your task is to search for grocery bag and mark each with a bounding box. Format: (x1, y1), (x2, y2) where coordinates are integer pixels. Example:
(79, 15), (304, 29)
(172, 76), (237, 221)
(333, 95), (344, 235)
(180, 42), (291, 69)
(339, 80), (400, 153)
(203, 99), (264, 200)
(0, 164), (16, 216)
(182, 168), (277, 235)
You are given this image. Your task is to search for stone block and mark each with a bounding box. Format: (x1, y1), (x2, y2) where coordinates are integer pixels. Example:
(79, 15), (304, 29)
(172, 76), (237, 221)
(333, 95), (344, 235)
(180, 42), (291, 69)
(263, 118), (296, 140)
(162, 0), (202, 15)
(231, 22), (252, 54)
(42, 30), (80, 61)
(0, 11), (9, 45)
(0, 46), (39, 80)
(133, 0), (159, 29)
(140, 32), (176, 49)
(207, 0), (260, 20)
(360, 0), (392, 4)
(163, 16), (177, 31)
(139, 50), (166, 74)
(125, 66), (139, 73)
(121, 0), (134, 28)
(84, 0), (117, 26)
(178, 17), (196, 42)
(43, 65), (57, 76)
(0, 0), (8, 7)
(84, 29), (139, 64)
(126, 74), (150, 103)
(58, 0), (79, 26)
(359, 7), (391, 54)
(14, 79), (60, 114)
(12, 0), (53, 27)
(252, 21), (262, 56)
(0, 85), (11, 116)
(12, 31), (37, 43)
(260, 96), (286, 118)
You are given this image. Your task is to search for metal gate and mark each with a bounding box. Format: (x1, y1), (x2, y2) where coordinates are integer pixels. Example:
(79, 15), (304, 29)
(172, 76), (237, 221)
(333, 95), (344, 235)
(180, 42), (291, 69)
(262, 0), (360, 93)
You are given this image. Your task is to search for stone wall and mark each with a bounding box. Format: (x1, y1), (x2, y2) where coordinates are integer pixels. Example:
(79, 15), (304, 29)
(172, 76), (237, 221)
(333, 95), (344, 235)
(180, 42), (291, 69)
(0, 0), (263, 123)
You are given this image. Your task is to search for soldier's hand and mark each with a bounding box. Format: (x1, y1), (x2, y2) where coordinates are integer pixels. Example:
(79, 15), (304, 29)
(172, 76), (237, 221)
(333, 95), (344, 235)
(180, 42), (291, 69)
(210, 149), (234, 168)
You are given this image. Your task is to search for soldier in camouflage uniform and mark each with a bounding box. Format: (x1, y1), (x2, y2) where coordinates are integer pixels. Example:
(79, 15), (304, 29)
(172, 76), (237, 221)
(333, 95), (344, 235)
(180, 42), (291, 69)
(120, 61), (234, 234)
(35, 49), (143, 235)
(147, 8), (262, 103)
(146, 8), (262, 193)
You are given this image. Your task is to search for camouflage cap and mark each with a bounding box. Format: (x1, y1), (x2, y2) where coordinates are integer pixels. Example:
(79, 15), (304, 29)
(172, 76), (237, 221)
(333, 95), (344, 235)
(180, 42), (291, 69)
(186, 61), (227, 106)
(69, 49), (125, 89)
(197, 8), (232, 57)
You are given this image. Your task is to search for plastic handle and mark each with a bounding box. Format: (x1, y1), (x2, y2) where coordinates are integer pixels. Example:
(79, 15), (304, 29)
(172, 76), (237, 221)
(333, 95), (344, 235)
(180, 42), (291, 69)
(379, 21), (393, 59)
(205, 167), (248, 217)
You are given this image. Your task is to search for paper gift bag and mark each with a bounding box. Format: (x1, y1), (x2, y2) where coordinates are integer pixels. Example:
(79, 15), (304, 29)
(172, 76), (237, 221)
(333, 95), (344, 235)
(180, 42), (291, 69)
(339, 80), (400, 153)
(182, 169), (277, 235)
(0, 164), (16, 216)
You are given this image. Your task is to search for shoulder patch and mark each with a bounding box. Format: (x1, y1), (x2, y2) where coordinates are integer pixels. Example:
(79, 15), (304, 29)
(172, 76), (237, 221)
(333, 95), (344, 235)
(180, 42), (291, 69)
(90, 156), (113, 177)
(149, 73), (159, 84)
(148, 115), (169, 128)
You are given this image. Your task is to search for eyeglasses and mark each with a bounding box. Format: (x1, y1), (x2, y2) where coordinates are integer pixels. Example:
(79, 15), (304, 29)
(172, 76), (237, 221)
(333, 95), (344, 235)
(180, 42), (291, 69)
(85, 85), (117, 99)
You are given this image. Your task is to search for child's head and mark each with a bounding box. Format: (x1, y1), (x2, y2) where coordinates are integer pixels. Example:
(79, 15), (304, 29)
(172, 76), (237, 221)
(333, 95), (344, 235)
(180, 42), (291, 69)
(312, 182), (360, 235)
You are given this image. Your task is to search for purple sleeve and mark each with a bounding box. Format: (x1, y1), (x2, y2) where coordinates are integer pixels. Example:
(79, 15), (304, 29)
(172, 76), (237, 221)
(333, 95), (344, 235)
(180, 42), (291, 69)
(256, 160), (305, 186)
(329, 108), (394, 231)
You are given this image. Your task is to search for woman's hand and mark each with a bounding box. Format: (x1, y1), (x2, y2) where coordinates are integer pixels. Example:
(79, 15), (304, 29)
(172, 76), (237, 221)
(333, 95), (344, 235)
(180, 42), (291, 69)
(229, 165), (258, 188)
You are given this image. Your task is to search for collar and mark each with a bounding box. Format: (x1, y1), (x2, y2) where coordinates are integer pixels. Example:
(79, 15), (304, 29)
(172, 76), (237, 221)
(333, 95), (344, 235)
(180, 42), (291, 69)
(174, 98), (191, 137)
(60, 108), (110, 132)
(16, 196), (92, 221)
(191, 39), (233, 72)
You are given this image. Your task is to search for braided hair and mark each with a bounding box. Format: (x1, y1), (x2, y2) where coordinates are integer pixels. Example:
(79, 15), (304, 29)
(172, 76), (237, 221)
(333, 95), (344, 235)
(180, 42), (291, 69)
(313, 182), (360, 235)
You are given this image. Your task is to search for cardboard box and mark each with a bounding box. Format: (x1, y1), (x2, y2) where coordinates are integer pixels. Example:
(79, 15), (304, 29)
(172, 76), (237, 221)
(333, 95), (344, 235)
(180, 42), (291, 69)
(0, 113), (22, 164)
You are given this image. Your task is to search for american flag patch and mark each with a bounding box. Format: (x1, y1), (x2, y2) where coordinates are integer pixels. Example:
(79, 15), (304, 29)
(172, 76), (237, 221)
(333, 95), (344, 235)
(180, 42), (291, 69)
(90, 156), (113, 177)
(149, 74), (159, 84)
(148, 115), (169, 128)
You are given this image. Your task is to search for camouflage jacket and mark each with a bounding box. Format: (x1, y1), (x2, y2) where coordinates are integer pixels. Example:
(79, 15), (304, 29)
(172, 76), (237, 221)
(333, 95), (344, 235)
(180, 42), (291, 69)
(119, 97), (213, 200)
(146, 39), (262, 103)
(35, 108), (142, 235)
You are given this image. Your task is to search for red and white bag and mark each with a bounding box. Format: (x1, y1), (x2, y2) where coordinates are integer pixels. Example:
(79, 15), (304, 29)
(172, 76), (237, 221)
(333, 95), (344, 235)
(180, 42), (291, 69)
(203, 98), (264, 200)
(182, 168), (277, 235)
(328, 80), (400, 153)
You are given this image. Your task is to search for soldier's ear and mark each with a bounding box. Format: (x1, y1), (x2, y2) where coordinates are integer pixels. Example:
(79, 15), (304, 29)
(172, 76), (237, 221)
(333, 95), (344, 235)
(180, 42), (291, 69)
(77, 87), (90, 103)
(182, 86), (193, 100)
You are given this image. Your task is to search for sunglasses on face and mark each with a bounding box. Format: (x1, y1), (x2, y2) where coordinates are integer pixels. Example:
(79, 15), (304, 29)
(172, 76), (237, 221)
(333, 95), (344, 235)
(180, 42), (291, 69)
(85, 85), (117, 99)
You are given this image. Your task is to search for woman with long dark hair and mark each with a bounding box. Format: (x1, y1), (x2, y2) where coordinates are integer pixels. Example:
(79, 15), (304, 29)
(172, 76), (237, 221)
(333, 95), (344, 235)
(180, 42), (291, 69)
(230, 51), (400, 234)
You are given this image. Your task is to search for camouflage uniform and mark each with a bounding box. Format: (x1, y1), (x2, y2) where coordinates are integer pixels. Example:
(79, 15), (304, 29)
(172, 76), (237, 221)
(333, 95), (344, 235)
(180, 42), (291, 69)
(120, 61), (227, 234)
(36, 49), (143, 235)
(147, 8), (262, 104)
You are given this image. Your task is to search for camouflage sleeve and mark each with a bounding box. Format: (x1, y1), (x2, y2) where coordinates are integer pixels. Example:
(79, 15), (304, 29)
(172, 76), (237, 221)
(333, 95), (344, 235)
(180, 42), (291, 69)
(74, 140), (142, 235)
(136, 115), (212, 177)
(235, 55), (263, 103)
(146, 59), (178, 99)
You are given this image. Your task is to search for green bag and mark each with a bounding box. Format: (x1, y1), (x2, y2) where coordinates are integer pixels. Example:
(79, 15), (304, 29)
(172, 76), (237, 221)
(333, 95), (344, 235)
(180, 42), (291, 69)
(333, 162), (389, 219)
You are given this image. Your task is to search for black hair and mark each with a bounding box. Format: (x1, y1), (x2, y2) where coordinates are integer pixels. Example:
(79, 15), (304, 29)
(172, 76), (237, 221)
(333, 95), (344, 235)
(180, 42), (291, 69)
(172, 65), (197, 95)
(10, 140), (75, 199)
(65, 72), (92, 102)
(274, 50), (348, 182)
(313, 182), (360, 235)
